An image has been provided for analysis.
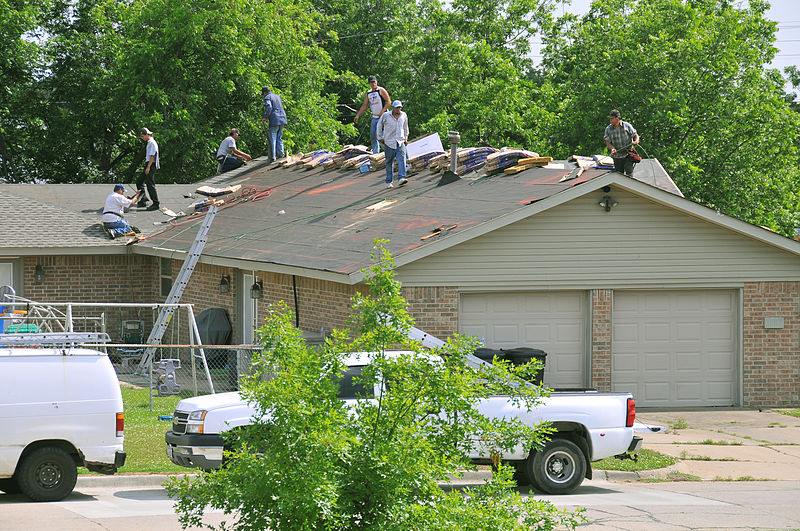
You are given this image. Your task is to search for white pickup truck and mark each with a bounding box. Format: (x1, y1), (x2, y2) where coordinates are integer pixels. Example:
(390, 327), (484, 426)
(165, 352), (642, 494)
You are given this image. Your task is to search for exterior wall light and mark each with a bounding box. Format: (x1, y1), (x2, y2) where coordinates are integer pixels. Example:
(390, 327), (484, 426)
(219, 274), (231, 294)
(34, 264), (45, 284)
(599, 195), (618, 212)
(250, 279), (263, 299)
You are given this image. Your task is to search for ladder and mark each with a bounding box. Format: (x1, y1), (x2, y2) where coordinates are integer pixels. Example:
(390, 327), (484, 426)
(135, 204), (219, 374)
(0, 332), (110, 346)
(405, 324), (488, 370)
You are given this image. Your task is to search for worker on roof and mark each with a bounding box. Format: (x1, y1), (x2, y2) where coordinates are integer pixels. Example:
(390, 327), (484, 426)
(217, 129), (252, 174)
(377, 100), (409, 189)
(136, 127), (161, 211)
(102, 184), (142, 239)
(354, 75), (391, 154)
(604, 109), (640, 177)
(261, 86), (287, 163)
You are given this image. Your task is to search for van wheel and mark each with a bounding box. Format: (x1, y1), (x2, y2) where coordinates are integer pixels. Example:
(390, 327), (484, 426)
(527, 438), (586, 495)
(17, 447), (78, 501)
(0, 477), (21, 494)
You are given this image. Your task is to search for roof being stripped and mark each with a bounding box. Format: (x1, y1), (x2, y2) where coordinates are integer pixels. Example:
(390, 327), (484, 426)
(0, 158), (681, 277)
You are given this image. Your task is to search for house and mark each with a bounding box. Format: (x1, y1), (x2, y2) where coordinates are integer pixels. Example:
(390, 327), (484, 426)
(1, 157), (798, 408)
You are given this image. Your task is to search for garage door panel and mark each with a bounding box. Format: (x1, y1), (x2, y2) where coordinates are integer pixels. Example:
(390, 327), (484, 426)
(613, 290), (737, 407)
(461, 292), (586, 388)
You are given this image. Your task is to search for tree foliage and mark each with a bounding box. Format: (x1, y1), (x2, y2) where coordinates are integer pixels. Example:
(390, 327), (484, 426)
(538, 0), (800, 234)
(166, 242), (584, 530)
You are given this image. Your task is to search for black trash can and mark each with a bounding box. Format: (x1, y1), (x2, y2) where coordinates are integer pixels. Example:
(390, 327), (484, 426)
(473, 347), (504, 364)
(500, 347), (547, 385)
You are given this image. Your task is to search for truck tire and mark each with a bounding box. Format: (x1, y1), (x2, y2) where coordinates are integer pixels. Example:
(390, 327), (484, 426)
(0, 477), (21, 494)
(17, 447), (78, 501)
(527, 438), (586, 495)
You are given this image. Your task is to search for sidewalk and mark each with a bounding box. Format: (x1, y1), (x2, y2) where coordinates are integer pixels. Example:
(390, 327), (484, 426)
(632, 408), (800, 481)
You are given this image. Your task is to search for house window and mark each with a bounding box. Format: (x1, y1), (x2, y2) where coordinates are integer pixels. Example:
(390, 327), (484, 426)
(160, 258), (172, 297)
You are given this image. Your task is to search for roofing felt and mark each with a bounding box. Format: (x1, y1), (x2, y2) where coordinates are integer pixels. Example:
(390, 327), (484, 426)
(0, 158), (681, 275)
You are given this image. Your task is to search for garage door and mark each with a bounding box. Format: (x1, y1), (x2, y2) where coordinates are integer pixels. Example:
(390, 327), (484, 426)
(460, 292), (586, 388)
(612, 290), (737, 407)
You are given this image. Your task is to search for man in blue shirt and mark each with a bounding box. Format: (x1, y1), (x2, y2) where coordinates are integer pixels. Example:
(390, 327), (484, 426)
(261, 86), (288, 162)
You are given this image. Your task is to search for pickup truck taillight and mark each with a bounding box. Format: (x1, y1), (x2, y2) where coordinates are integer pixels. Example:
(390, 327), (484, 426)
(626, 398), (635, 427)
(116, 412), (125, 437)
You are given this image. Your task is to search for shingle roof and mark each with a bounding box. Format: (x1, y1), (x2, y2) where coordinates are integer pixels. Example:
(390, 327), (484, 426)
(0, 158), (681, 272)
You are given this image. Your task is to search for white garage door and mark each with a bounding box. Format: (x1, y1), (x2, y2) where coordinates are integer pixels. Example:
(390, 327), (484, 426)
(460, 292), (586, 388)
(612, 290), (737, 407)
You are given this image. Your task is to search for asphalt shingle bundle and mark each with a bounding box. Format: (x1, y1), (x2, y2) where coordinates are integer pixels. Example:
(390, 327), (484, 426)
(484, 148), (540, 175)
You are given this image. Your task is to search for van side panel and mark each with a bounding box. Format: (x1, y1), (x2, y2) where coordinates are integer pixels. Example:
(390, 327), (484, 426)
(0, 350), (124, 477)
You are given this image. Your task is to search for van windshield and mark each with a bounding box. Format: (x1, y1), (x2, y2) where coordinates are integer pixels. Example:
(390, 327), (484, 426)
(337, 365), (374, 399)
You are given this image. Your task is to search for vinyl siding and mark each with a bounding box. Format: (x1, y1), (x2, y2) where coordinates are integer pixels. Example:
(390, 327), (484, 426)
(395, 188), (800, 288)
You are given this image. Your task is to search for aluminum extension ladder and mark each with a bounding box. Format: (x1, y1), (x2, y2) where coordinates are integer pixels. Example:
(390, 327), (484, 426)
(135, 204), (219, 376)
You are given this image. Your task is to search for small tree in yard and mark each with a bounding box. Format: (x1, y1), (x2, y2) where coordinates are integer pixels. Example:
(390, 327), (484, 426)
(167, 242), (584, 530)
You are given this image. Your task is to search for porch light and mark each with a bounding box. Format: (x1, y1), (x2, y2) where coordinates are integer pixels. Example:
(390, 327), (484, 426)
(219, 274), (231, 294)
(34, 264), (45, 284)
(250, 279), (263, 299)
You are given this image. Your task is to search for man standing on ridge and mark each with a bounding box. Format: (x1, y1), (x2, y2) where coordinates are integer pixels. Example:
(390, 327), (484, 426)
(354, 75), (391, 154)
(377, 100), (409, 189)
(261, 86), (287, 163)
(136, 127), (161, 211)
(604, 109), (640, 177)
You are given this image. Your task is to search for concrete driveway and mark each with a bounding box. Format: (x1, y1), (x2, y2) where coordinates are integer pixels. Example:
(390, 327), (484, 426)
(619, 409), (800, 482)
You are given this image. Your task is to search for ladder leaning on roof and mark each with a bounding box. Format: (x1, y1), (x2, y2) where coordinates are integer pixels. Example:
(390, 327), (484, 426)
(135, 204), (219, 376)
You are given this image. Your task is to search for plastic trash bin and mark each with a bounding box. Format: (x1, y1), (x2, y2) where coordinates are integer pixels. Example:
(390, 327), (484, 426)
(500, 347), (547, 385)
(473, 347), (504, 364)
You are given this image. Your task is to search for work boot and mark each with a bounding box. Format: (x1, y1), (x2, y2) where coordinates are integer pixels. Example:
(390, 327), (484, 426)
(136, 198), (149, 208)
(398, 178), (408, 187)
(145, 204), (160, 211)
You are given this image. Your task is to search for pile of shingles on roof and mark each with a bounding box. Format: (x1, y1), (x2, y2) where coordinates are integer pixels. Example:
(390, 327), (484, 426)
(427, 147), (498, 175)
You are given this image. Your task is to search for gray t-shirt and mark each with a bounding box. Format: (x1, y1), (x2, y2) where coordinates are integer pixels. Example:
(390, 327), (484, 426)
(217, 136), (236, 158)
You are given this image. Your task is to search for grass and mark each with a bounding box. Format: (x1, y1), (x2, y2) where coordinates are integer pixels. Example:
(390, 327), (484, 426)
(79, 385), (189, 475)
(713, 476), (771, 482)
(592, 448), (676, 471)
(776, 408), (800, 419)
(679, 451), (737, 462)
(642, 472), (701, 483)
(668, 417), (689, 431)
(673, 439), (742, 446)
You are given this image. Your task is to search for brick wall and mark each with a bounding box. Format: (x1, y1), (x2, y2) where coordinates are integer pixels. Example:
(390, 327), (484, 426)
(742, 281), (800, 407)
(403, 286), (459, 338)
(22, 254), (159, 341)
(590, 289), (612, 392)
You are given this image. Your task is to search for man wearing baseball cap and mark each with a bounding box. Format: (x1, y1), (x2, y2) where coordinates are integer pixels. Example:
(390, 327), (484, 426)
(377, 100), (409, 188)
(604, 109), (640, 177)
(101, 184), (142, 239)
(216, 128), (252, 174)
(136, 127), (161, 210)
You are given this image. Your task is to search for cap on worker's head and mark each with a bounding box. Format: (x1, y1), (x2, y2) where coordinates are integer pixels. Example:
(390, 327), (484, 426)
(140, 127), (152, 136)
(392, 100), (402, 108)
(113, 184), (125, 192)
(368, 75), (377, 83)
(608, 109), (621, 118)
(231, 128), (239, 136)
(261, 86), (270, 95)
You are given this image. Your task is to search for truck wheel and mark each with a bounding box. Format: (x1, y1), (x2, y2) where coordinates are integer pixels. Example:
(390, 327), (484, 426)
(528, 438), (586, 495)
(17, 447), (78, 501)
(0, 477), (21, 494)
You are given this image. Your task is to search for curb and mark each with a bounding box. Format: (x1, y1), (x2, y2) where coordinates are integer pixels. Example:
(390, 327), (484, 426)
(77, 466), (679, 489)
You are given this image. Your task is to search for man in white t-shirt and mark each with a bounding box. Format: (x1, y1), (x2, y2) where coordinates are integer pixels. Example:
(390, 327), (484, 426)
(102, 184), (142, 239)
(216, 128), (252, 174)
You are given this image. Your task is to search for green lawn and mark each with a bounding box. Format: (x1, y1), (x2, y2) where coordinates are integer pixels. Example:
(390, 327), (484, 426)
(592, 448), (676, 471)
(80, 385), (188, 474)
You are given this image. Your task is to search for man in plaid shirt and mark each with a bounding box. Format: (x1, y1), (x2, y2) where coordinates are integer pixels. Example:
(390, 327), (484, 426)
(604, 109), (640, 176)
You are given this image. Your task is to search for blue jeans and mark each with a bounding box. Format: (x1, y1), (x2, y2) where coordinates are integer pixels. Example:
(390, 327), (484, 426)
(269, 125), (284, 161)
(384, 143), (407, 183)
(103, 219), (133, 237)
(370, 117), (380, 154)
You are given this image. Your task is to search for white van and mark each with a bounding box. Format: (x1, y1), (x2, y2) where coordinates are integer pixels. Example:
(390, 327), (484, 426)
(0, 347), (126, 501)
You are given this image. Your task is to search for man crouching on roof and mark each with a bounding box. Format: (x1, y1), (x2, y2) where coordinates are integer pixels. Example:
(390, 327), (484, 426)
(102, 184), (142, 239)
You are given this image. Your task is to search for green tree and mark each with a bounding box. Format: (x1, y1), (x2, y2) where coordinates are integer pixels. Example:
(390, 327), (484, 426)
(537, 0), (800, 235)
(167, 242), (583, 530)
(12, 0), (349, 183)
